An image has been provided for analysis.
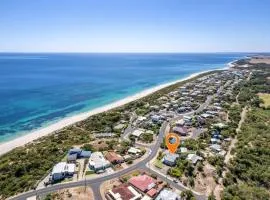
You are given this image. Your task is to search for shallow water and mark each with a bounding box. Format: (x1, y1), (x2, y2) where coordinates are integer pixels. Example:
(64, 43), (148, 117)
(0, 53), (246, 142)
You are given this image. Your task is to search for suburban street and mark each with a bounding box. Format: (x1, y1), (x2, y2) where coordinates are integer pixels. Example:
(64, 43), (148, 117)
(9, 120), (206, 200)
(9, 86), (222, 200)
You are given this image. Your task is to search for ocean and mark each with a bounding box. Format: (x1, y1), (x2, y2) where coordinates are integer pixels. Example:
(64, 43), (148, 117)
(0, 53), (246, 142)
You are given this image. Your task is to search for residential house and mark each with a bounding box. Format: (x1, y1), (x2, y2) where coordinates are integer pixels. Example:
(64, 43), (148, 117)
(131, 129), (145, 138)
(212, 123), (227, 129)
(210, 144), (222, 153)
(197, 116), (206, 125)
(123, 155), (132, 162)
(106, 183), (142, 200)
(175, 119), (185, 126)
(67, 148), (91, 163)
(113, 124), (126, 131)
(201, 113), (212, 119)
(145, 130), (154, 135)
(88, 152), (111, 172)
(206, 111), (219, 116)
(94, 133), (116, 138)
(210, 138), (221, 144)
(137, 116), (147, 123)
(162, 151), (179, 166)
(172, 126), (188, 136)
(187, 154), (203, 164)
(128, 174), (156, 193)
(150, 105), (160, 111)
(177, 107), (187, 113)
(147, 188), (158, 198)
(151, 115), (162, 123)
(128, 147), (141, 155)
(155, 189), (181, 200)
(51, 162), (76, 181)
(181, 92), (189, 96)
(183, 115), (192, 122)
(180, 147), (188, 154)
(105, 151), (124, 164)
(67, 153), (77, 163)
(179, 86), (187, 92)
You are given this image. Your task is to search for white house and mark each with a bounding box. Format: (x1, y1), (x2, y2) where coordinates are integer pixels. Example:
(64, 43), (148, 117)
(137, 116), (147, 122)
(155, 189), (181, 200)
(183, 115), (192, 122)
(88, 152), (110, 172)
(51, 162), (75, 181)
(175, 119), (185, 126)
(187, 154), (203, 164)
(210, 144), (222, 152)
(131, 129), (145, 137)
(128, 147), (141, 155)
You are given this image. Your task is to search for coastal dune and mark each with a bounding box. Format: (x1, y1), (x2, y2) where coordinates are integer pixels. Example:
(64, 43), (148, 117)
(0, 69), (226, 156)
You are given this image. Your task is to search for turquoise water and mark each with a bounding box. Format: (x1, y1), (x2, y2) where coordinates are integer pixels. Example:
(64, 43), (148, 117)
(0, 53), (246, 142)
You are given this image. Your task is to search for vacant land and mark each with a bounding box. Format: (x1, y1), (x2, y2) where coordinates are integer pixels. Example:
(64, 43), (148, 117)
(258, 93), (270, 108)
(222, 67), (270, 200)
(249, 56), (270, 64)
(44, 187), (94, 200)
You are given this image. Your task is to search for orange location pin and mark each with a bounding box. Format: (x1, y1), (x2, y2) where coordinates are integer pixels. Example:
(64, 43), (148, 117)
(166, 133), (180, 154)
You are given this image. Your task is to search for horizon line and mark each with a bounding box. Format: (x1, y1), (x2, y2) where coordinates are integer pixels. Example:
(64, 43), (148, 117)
(0, 51), (269, 54)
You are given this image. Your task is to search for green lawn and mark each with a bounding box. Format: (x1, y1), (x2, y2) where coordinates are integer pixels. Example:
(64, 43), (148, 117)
(258, 93), (270, 108)
(154, 159), (163, 169)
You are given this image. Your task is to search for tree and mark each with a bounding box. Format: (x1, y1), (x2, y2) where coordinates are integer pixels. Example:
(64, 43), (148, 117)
(181, 190), (195, 200)
(168, 167), (182, 178)
(81, 143), (94, 151)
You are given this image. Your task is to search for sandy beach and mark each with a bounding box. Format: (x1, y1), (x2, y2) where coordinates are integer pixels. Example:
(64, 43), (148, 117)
(0, 67), (228, 156)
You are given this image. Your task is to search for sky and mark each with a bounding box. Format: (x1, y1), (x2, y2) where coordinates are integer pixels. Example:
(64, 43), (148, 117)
(0, 0), (270, 52)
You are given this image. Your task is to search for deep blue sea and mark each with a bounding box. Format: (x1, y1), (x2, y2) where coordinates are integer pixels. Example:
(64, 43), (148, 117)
(0, 53), (246, 142)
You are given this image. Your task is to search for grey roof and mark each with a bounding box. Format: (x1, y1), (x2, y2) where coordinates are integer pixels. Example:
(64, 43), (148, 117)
(210, 144), (222, 152)
(163, 151), (179, 163)
(187, 154), (203, 164)
(68, 148), (91, 159)
(69, 148), (82, 155)
(80, 150), (91, 158)
(173, 126), (188, 134)
(67, 154), (77, 162)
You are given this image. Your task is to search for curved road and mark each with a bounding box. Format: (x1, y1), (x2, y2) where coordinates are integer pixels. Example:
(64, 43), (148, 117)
(10, 88), (220, 200)
(9, 122), (167, 200)
(10, 121), (206, 200)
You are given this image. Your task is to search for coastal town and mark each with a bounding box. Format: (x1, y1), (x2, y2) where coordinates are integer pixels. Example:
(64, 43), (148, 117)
(1, 56), (270, 200)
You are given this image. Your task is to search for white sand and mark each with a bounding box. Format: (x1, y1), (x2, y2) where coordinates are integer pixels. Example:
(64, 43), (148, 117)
(0, 67), (228, 156)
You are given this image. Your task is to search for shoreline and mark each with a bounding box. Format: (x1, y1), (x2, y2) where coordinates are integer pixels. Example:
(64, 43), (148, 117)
(0, 66), (230, 156)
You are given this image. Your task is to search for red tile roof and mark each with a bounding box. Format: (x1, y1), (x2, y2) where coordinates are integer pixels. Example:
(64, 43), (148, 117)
(147, 188), (157, 197)
(128, 174), (156, 192)
(105, 151), (124, 163)
(109, 183), (135, 200)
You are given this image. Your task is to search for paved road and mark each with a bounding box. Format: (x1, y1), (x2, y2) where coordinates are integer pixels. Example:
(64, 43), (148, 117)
(9, 122), (168, 200)
(10, 84), (225, 200)
(10, 121), (206, 200)
(121, 112), (137, 141)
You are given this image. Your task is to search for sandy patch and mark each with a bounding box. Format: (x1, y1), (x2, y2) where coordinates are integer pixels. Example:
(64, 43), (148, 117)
(49, 187), (94, 200)
(249, 57), (270, 64)
(194, 163), (218, 196)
